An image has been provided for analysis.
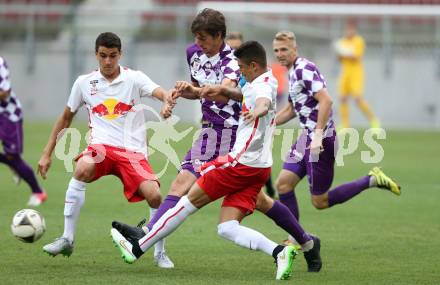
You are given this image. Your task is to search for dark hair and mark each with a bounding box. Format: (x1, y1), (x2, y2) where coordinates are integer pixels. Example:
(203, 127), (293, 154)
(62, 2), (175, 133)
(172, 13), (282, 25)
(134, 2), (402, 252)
(191, 8), (226, 39)
(95, 32), (121, 52)
(234, 41), (267, 68)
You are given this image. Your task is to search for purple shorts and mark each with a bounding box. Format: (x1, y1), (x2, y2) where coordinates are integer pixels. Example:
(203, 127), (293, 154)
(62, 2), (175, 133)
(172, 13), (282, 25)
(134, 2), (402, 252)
(0, 116), (23, 155)
(283, 129), (338, 195)
(181, 124), (237, 178)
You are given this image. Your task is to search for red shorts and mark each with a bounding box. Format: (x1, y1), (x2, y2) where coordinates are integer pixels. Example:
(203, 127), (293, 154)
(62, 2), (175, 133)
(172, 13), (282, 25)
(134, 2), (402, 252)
(75, 144), (159, 203)
(196, 156), (271, 215)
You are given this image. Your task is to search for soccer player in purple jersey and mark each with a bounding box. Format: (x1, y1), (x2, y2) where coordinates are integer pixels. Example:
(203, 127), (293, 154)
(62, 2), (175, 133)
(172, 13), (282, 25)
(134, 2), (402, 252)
(272, 31), (401, 240)
(113, 9), (322, 272)
(0, 56), (47, 206)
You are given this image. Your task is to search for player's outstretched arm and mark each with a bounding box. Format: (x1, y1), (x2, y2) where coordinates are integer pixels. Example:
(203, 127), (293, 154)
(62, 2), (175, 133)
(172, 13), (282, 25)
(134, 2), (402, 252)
(38, 107), (76, 179)
(199, 78), (241, 103)
(152, 87), (176, 119)
(275, 103), (296, 126)
(174, 81), (202, 100)
(152, 87), (173, 103)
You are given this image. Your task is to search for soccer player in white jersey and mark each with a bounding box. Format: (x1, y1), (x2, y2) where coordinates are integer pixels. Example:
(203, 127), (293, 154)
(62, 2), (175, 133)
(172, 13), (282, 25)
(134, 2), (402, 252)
(226, 31), (277, 199)
(111, 41), (299, 280)
(113, 9), (321, 272)
(273, 31), (400, 241)
(37, 32), (175, 268)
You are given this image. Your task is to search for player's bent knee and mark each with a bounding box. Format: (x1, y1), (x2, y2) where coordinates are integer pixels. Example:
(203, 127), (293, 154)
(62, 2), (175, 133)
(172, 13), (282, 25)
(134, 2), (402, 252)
(169, 172), (195, 197)
(255, 192), (273, 213)
(73, 160), (95, 182)
(147, 187), (162, 207)
(146, 193), (161, 208)
(276, 180), (290, 194)
(139, 181), (162, 208)
(73, 169), (94, 182)
(311, 196), (328, 210)
(168, 183), (187, 197)
(276, 171), (300, 194)
(276, 176), (295, 194)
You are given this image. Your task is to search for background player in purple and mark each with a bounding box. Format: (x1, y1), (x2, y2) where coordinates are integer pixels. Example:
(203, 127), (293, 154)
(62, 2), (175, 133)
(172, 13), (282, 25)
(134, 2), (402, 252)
(272, 31), (401, 239)
(113, 9), (322, 272)
(0, 56), (47, 206)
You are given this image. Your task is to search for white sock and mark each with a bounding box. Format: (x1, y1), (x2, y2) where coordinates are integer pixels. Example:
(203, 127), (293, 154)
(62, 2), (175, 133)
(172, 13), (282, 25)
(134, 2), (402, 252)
(138, 195), (197, 252)
(301, 239), (314, 252)
(150, 208), (165, 256)
(369, 176), (377, 187)
(289, 234), (314, 252)
(217, 220), (278, 256)
(62, 178), (86, 242)
(287, 234), (300, 246)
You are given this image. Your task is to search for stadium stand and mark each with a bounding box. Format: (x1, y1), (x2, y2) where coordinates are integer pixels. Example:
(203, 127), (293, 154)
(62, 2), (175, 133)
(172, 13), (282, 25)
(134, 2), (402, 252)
(154, 0), (440, 5)
(0, 0), (84, 39)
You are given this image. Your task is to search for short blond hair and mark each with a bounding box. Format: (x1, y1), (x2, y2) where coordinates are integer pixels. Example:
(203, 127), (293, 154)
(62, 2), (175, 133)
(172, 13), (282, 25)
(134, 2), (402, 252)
(274, 31), (296, 46)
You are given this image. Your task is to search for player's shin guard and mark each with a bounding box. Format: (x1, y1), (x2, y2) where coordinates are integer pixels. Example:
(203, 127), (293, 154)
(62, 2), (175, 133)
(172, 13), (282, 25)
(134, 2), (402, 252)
(62, 178), (86, 242)
(138, 195), (197, 252)
(217, 220), (278, 256)
(265, 201), (311, 246)
(147, 195), (181, 230)
(327, 176), (370, 207)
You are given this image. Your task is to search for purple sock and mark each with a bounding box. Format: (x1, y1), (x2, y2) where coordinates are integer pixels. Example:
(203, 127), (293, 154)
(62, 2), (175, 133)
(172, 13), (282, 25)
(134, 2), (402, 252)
(328, 176), (370, 207)
(0, 153), (42, 194)
(279, 191), (300, 220)
(147, 195), (181, 230)
(265, 200), (310, 245)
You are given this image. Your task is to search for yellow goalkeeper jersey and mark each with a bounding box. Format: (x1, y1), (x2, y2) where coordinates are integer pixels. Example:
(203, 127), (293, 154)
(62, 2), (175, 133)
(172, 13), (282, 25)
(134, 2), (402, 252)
(338, 35), (365, 95)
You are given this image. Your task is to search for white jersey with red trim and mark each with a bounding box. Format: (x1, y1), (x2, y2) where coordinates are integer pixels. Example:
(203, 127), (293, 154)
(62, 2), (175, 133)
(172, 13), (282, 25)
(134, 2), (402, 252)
(67, 66), (160, 155)
(230, 70), (277, 168)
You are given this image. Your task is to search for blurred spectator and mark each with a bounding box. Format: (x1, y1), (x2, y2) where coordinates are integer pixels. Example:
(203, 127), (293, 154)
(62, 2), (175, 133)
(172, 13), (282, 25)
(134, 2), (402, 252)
(225, 32), (243, 50)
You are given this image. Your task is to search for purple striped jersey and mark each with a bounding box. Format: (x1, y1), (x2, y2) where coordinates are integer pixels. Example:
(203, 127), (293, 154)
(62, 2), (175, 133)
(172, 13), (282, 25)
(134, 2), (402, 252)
(287, 57), (334, 138)
(0, 57), (22, 122)
(186, 43), (241, 127)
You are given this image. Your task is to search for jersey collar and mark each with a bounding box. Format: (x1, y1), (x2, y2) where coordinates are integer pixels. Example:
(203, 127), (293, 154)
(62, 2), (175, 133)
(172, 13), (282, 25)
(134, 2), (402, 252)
(98, 66), (125, 84)
(250, 69), (271, 85)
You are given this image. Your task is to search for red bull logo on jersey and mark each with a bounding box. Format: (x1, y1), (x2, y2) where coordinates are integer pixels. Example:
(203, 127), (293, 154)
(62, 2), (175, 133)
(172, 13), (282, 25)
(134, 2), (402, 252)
(91, 98), (133, 120)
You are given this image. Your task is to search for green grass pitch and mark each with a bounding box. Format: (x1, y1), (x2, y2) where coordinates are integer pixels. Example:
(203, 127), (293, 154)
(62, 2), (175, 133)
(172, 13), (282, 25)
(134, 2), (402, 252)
(0, 122), (439, 284)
